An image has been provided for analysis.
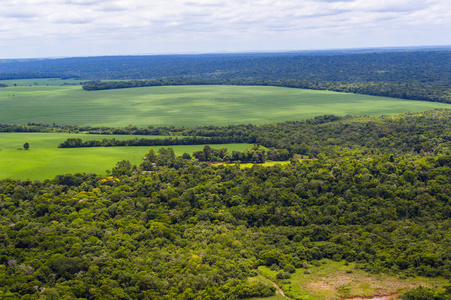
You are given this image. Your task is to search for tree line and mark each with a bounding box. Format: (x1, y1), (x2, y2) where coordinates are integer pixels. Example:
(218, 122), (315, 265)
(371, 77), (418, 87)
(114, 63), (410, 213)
(57, 136), (256, 149)
(139, 145), (290, 168)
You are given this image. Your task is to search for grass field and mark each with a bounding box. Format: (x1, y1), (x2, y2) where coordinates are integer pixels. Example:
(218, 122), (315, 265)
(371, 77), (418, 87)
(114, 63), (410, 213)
(257, 260), (448, 300)
(0, 132), (251, 180)
(1, 81), (449, 127)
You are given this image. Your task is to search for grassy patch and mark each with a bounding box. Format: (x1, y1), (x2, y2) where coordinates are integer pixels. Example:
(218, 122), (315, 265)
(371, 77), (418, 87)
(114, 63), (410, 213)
(1, 84), (449, 127)
(258, 260), (448, 300)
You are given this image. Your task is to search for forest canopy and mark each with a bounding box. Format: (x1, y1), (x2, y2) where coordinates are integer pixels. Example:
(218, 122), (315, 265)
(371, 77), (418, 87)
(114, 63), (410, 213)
(2, 110), (451, 299)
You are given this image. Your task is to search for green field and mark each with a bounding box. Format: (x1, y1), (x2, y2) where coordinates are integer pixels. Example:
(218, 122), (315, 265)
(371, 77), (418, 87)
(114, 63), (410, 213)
(0, 132), (251, 180)
(1, 81), (449, 127)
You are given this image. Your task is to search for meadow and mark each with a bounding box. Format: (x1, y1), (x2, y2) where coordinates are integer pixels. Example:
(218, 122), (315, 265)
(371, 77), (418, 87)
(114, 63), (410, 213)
(1, 80), (449, 127)
(0, 132), (251, 180)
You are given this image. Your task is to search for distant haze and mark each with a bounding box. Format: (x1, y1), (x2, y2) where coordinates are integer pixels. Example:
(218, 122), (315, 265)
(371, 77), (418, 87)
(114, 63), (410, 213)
(1, 0), (450, 59)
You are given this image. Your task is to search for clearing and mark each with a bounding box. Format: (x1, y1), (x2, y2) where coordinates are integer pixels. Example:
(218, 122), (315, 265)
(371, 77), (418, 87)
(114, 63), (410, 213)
(256, 260), (448, 300)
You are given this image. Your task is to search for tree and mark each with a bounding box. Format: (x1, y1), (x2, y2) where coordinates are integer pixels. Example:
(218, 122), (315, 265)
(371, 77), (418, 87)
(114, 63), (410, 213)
(203, 145), (212, 161)
(23, 142), (29, 150)
(145, 148), (157, 163)
(112, 160), (134, 176)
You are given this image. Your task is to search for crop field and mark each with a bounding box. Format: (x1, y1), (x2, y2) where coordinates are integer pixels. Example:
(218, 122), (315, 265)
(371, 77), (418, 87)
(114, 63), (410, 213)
(1, 80), (449, 127)
(0, 132), (251, 180)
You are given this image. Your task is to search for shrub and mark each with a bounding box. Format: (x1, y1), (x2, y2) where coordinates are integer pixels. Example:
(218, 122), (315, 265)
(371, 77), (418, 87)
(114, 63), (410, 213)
(276, 271), (291, 280)
(284, 263), (296, 273)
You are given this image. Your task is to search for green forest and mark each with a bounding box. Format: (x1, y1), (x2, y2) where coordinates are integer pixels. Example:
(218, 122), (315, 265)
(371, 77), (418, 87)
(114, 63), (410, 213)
(2, 109), (451, 299)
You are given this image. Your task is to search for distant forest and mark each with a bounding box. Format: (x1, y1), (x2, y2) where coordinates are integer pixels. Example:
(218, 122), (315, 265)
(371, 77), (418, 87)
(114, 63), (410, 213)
(1, 48), (451, 103)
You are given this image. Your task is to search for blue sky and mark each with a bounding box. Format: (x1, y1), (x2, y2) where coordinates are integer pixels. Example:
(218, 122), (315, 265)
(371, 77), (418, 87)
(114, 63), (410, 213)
(0, 0), (450, 58)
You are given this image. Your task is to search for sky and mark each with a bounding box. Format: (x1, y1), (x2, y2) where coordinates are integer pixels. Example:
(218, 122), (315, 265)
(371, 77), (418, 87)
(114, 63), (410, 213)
(0, 0), (450, 59)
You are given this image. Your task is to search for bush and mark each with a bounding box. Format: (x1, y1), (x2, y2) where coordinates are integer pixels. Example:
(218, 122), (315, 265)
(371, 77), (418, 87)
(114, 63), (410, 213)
(276, 271), (291, 280)
(332, 254), (342, 262)
(284, 263), (296, 273)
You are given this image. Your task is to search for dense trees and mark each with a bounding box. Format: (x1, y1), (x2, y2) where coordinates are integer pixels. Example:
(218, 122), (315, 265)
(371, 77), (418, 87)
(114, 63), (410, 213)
(2, 151), (451, 298)
(2, 109), (451, 298)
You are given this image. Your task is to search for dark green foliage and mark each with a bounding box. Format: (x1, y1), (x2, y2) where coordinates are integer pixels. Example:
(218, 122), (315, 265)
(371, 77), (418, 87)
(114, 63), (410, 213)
(112, 160), (135, 176)
(276, 271), (291, 280)
(283, 264), (296, 274)
(401, 285), (451, 300)
(58, 135), (246, 148)
(3, 110), (451, 298)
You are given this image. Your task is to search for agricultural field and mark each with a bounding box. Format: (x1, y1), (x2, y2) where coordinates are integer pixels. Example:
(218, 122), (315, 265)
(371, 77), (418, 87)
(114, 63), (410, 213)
(1, 80), (449, 127)
(0, 132), (251, 180)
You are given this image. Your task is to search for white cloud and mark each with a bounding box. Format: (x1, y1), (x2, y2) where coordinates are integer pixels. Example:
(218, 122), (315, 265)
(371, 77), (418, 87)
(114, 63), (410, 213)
(0, 0), (450, 58)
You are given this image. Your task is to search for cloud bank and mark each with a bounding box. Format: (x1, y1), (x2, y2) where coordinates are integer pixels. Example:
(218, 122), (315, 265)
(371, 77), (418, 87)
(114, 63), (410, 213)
(0, 0), (450, 58)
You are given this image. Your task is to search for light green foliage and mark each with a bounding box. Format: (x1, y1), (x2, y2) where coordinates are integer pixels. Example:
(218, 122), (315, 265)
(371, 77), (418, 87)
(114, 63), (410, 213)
(0, 83), (449, 127)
